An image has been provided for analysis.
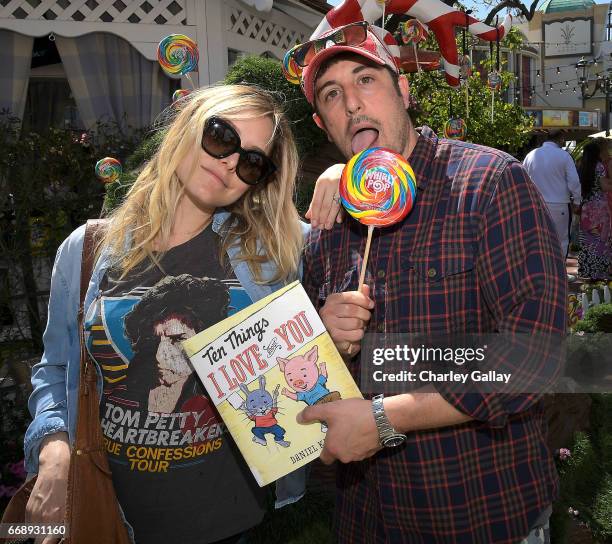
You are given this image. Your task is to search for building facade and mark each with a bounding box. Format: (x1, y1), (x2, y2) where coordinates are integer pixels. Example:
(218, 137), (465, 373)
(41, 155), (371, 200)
(515, 0), (609, 134)
(0, 0), (326, 131)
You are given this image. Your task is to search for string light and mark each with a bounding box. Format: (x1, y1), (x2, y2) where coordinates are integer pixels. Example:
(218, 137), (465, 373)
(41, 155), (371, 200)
(536, 69), (541, 77)
(557, 67), (561, 74)
(565, 81), (569, 87)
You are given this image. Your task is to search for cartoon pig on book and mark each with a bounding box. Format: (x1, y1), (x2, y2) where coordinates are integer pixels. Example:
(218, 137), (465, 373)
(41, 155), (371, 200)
(278, 345), (341, 407)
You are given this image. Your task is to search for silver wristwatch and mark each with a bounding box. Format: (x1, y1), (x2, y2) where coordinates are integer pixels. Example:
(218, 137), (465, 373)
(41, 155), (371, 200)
(371, 394), (407, 447)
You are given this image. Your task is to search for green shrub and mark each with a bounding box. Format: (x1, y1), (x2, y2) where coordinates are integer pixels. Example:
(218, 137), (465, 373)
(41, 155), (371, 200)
(224, 55), (326, 157)
(574, 304), (612, 333)
(552, 395), (612, 542)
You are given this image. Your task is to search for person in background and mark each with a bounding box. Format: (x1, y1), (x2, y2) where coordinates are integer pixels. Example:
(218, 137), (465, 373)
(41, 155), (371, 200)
(596, 138), (612, 236)
(523, 130), (581, 261)
(577, 140), (612, 281)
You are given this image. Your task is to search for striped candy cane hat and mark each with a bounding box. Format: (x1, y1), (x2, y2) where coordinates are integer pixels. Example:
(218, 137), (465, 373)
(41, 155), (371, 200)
(300, 0), (512, 104)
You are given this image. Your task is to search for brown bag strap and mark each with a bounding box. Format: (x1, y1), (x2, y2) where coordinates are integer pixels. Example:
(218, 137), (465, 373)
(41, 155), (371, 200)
(75, 218), (109, 451)
(65, 218), (131, 543)
(79, 219), (108, 312)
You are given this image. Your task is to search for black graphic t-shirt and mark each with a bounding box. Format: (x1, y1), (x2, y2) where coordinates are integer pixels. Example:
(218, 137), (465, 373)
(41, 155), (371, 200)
(84, 225), (265, 544)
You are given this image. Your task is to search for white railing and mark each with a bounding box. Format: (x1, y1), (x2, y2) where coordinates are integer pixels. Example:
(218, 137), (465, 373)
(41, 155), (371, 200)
(228, 5), (307, 51)
(0, 0), (186, 25)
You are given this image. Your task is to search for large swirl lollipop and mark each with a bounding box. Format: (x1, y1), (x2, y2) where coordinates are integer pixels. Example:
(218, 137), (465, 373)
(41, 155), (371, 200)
(283, 45), (303, 85)
(157, 34), (199, 80)
(340, 147), (417, 288)
(95, 157), (122, 184)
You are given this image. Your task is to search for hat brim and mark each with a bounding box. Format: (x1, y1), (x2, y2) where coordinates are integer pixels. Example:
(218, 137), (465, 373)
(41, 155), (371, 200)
(303, 45), (389, 105)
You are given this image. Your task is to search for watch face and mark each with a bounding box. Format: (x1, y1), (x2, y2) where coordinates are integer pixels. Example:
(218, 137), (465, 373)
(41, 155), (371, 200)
(382, 434), (406, 447)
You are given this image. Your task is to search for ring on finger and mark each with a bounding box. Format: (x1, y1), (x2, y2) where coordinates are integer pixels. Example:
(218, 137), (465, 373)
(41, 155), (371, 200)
(332, 192), (341, 204)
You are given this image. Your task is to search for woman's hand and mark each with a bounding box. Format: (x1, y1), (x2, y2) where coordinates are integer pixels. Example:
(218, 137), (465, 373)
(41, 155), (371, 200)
(26, 432), (70, 544)
(305, 163), (345, 229)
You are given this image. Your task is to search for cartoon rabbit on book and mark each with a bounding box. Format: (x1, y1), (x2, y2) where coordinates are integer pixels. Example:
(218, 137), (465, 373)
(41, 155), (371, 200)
(236, 375), (290, 448)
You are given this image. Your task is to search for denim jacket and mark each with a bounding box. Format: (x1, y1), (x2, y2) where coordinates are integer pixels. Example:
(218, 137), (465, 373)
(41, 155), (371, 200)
(24, 209), (310, 512)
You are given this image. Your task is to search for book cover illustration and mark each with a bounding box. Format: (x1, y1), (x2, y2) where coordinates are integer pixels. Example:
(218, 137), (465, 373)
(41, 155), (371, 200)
(182, 281), (362, 486)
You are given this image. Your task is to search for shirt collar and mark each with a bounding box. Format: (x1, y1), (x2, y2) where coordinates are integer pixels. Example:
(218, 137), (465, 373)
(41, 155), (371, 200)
(212, 208), (231, 234)
(407, 126), (438, 192)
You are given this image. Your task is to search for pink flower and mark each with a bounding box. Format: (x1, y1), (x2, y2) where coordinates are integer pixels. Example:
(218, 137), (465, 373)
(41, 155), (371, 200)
(558, 448), (571, 461)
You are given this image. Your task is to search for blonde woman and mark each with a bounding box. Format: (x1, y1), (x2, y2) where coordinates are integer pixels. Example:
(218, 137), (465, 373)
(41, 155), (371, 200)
(24, 85), (325, 544)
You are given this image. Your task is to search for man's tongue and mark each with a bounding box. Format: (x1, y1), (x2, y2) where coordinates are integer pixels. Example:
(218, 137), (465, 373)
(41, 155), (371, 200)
(351, 129), (378, 155)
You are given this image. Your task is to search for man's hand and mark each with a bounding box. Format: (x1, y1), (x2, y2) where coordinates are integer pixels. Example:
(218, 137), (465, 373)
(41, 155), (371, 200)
(26, 432), (70, 544)
(319, 285), (374, 356)
(305, 163), (345, 229)
(297, 399), (381, 464)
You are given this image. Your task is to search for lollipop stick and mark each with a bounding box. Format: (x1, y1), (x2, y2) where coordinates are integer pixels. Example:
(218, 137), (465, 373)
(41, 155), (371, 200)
(347, 225), (374, 356)
(185, 72), (196, 90)
(358, 225), (374, 292)
(413, 43), (422, 73)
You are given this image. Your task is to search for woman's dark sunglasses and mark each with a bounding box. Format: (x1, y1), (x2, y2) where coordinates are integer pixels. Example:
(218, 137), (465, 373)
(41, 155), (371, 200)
(292, 21), (369, 68)
(202, 116), (277, 186)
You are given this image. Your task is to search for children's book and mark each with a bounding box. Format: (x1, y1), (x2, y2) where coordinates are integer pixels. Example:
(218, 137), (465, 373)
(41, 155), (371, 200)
(182, 281), (362, 486)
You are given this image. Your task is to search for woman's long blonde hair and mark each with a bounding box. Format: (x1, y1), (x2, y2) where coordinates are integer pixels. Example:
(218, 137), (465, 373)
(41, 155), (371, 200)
(102, 84), (304, 283)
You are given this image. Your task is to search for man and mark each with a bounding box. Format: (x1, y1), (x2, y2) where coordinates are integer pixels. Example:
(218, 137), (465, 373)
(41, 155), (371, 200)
(122, 274), (230, 412)
(523, 130), (581, 258)
(295, 21), (567, 544)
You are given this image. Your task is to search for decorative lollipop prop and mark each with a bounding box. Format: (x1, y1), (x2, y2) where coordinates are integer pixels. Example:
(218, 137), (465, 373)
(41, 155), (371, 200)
(340, 147), (417, 290)
(444, 117), (467, 140)
(488, 70), (502, 122)
(157, 34), (199, 89)
(283, 44), (303, 85)
(376, 0), (391, 28)
(487, 23), (502, 123)
(401, 19), (427, 73)
(460, 8), (471, 118)
(444, 93), (466, 141)
(172, 89), (191, 103)
(95, 157), (122, 184)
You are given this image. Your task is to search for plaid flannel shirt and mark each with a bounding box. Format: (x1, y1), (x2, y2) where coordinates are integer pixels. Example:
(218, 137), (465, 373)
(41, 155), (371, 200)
(303, 126), (567, 544)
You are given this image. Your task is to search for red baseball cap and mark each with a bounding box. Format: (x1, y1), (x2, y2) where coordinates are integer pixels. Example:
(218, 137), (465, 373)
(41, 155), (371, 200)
(300, 23), (400, 105)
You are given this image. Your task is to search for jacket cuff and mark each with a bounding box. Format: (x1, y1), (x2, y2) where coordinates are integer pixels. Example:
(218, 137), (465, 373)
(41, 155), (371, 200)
(24, 416), (68, 473)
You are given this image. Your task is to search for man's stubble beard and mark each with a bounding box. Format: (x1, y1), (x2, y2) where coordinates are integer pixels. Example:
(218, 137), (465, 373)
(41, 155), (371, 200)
(336, 108), (413, 161)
